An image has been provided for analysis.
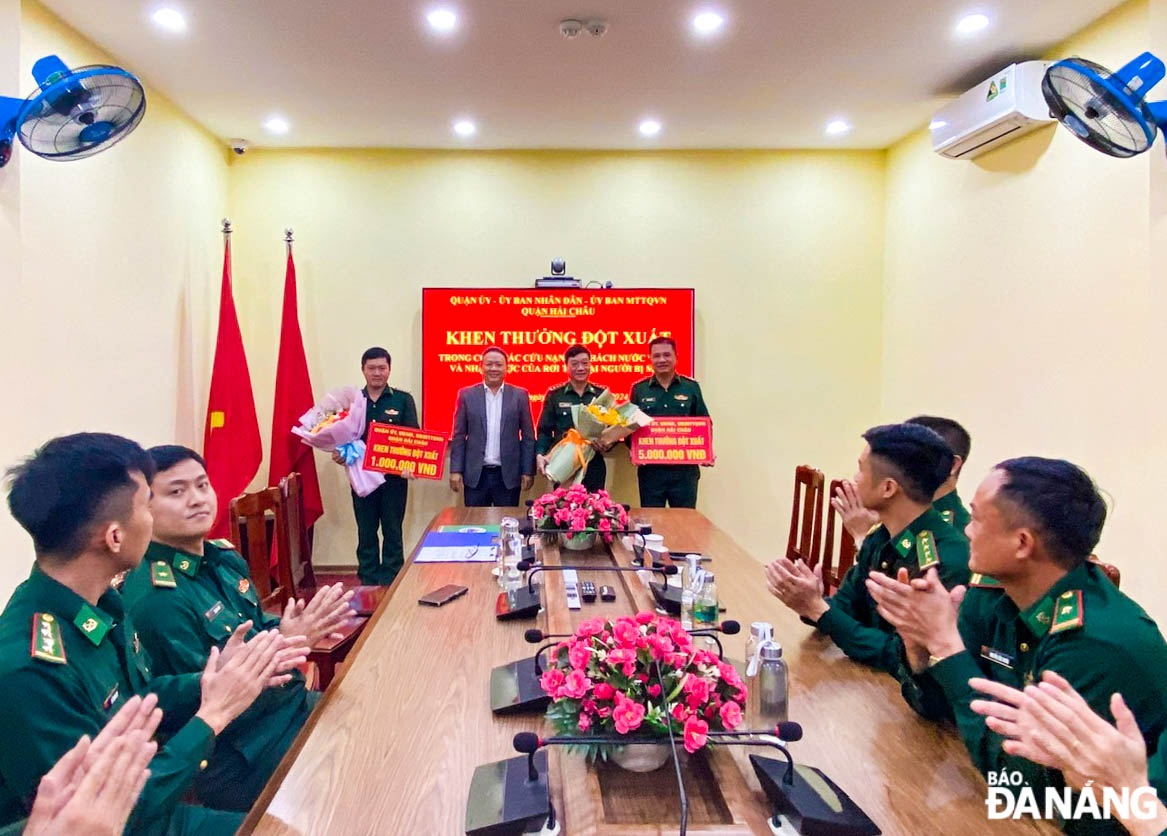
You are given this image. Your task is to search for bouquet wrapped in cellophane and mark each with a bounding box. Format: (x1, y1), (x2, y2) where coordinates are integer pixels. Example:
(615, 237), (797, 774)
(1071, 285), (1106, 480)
(292, 386), (385, 497)
(544, 388), (652, 486)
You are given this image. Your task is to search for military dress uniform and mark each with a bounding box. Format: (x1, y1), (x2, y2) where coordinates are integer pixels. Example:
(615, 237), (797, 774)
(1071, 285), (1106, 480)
(629, 374), (710, 508)
(0, 567), (243, 835)
(536, 380), (608, 492)
(813, 506), (970, 674)
(933, 488), (971, 533)
(354, 385), (418, 585)
(903, 561), (1167, 835)
(121, 539), (319, 812)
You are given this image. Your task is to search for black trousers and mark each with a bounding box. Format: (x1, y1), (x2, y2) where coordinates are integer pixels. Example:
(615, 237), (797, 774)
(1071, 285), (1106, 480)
(464, 466), (520, 507)
(351, 476), (408, 585)
(637, 465), (699, 508)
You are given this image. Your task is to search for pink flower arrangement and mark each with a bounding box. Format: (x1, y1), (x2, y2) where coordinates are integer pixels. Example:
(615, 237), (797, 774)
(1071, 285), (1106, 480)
(530, 485), (630, 543)
(541, 611), (748, 756)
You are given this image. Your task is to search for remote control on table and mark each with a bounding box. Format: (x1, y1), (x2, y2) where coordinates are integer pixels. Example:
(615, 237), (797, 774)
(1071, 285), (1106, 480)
(580, 580), (597, 603)
(599, 585), (617, 602)
(563, 569), (582, 610)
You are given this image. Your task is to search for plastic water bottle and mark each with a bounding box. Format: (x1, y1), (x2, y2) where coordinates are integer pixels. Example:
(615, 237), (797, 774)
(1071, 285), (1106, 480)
(498, 516), (519, 588)
(756, 642), (789, 725)
(744, 622), (773, 673)
(693, 572), (718, 626)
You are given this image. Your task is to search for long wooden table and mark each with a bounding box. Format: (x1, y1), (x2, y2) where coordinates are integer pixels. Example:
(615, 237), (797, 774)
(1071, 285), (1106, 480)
(242, 508), (1050, 835)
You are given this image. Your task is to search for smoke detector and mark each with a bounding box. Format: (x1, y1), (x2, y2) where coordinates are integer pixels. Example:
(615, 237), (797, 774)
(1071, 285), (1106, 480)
(586, 19), (608, 38)
(559, 19), (583, 38)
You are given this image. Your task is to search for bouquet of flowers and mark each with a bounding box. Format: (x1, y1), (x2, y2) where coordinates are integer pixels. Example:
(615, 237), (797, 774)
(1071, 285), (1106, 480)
(292, 386), (385, 497)
(540, 611), (748, 757)
(543, 388), (652, 486)
(530, 485), (630, 543)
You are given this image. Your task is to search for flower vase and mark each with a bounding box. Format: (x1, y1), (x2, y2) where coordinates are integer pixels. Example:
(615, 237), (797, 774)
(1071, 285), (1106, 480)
(561, 530), (598, 551)
(609, 742), (671, 772)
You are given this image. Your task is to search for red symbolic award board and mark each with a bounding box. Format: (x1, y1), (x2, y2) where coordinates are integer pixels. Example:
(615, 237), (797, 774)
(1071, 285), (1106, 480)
(421, 288), (695, 436)
(363, 423), (449, 479)
(629, 417), (715, 465)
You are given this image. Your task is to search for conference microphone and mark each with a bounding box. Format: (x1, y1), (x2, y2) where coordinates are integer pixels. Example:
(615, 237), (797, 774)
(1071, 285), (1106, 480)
(523, 561), (677, 594)
(687, 619), (739, 660)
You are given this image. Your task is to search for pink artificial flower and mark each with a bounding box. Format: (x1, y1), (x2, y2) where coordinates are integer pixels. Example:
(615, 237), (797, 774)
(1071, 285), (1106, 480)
(718, 662), (744, 689)
(568, 642), (591, 670)
(635, 611), (657, 625)
(612, 618), (640, 647)
(683, 716), (709, 753)
(719, 700), (743, 730)
(684, 675), (713, 705)
(647, 683), (662, 698)
(540, 668), (565, 696)
(671, 702), (690, 723)
(593, 682), (615, 701)
(606, 647), (638, 676)
(693, 649), (719, 667)
(576, 618), (605, 638)
(598, 518), (612, 532)
(612, 695), (647, 734)
(582, 699), (597, 715)
(561, 669), (592, 700)
(647, 633), (675, 659)
(577, 713), (592, 732)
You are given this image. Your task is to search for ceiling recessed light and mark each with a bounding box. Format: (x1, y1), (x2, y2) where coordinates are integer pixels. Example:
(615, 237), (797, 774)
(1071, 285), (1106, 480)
(638, 119), (662, 137)
(453, 119), (477, 137)
(825, 119), (851, 136)
(692, 10), (725, 36)
(955, 13), (990, 36)
(263, 116), (290, 135)
(427, 8), (458, 33)
(151, 7), (187, 33)
(929, 119), (948, 131)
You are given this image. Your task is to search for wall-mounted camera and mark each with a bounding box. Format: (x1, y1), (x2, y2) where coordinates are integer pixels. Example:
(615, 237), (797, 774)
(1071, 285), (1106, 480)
(229, 138), (250, 155)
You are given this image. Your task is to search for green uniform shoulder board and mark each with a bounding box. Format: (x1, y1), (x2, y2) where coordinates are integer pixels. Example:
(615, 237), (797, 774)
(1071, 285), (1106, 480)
(939, 509), (955, 526)
(969, 573), (1003, 588)
(916, 530), (940, 570)
(209, 538), (236, 551)
(150, 561), (177, 588)
(1050, 590), (1085, 635)
(30, 613), (66, 664)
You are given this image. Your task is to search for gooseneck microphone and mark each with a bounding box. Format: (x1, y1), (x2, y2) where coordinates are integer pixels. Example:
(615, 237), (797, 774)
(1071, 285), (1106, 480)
(522, 561), (677, 593)
(705, 721), (805, 785)
(686, 619), (740, 660)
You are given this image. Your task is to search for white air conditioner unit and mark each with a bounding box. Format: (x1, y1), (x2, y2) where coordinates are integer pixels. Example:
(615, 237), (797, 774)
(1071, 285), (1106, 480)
(931, 61), (1054, 159)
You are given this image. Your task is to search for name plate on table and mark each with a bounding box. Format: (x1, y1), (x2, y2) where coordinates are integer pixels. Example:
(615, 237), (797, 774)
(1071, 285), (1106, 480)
(630, 417), (714, 465)
(363, 423), (448, 479)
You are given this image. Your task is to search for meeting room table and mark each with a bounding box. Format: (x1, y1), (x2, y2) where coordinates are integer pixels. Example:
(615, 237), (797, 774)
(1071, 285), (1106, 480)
(241, 506), (1052, 835)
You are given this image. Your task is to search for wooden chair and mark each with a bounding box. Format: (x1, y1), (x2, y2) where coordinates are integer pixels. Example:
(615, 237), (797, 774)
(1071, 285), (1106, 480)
(229, 487), (293, 613)
(276, 472), (375, 689)
(786, 466), (825, 568)
(1088, 554), (1121, 589)
(821, 479), (858, 594)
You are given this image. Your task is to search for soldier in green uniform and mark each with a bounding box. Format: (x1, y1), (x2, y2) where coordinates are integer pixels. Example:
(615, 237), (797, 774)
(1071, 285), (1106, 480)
(867, 457), (1167, 835)
(536, 344), (611, 492)
(629, 337), (711, 508)
(0, 433), (301, 835)
(336, 346), (419, 585)
(765, 423), (970, 675)
(121, 445), (354, 811)
(906, 414), (972, 531)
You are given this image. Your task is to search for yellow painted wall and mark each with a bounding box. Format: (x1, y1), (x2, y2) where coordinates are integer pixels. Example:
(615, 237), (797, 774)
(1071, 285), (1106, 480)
(0, 1), (229, 599)
(882, 0), (1165, 622)
(227, 149), (887, 575)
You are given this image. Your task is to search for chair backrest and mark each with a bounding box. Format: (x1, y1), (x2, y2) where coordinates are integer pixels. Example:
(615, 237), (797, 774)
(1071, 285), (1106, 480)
(1088, 554), (1121, 589)
(786, 465), (825, 567)
(278, 472), (315, 593)
(822, 479), (858, 593)
(229, 487), (292, 612)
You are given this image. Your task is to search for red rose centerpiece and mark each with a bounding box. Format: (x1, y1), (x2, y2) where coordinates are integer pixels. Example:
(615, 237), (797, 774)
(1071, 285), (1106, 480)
(530, 485), (630, 550)
(540, 611), (748, 769)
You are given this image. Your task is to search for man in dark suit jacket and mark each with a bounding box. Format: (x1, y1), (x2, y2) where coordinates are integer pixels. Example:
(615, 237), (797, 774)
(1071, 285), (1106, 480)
(449, 347), (536, 506)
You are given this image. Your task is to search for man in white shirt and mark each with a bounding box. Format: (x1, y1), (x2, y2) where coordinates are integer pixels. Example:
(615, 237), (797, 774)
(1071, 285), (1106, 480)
(448, 347), (536, 507)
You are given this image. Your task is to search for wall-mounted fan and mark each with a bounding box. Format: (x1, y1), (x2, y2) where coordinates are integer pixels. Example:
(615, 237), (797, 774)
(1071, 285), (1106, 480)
(1042, 51), (1167, 157)
(0, 54), (146, 168)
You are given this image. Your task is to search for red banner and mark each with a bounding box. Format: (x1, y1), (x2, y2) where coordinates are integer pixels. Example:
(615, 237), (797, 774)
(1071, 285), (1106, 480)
(422, 288), (695, 436)
(363, 423), (449, 479)
(629, 417), (715, 465)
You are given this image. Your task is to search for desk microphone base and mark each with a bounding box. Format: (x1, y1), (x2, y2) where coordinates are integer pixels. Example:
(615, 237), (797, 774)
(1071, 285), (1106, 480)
(495, 588), (541, 621)
(750, 755), (881, 835)
(490, 656), (552, 715)
(465, 751), (551, 836)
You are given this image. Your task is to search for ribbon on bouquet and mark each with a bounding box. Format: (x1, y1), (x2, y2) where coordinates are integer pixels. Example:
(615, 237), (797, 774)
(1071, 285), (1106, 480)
(337, 440), (366, 466)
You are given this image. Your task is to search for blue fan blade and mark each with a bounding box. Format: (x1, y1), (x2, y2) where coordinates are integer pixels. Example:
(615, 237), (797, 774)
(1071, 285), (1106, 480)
(30, 55), (70, 89)
(0, 95), (22, 139)
(1114, 52), (1165, 98)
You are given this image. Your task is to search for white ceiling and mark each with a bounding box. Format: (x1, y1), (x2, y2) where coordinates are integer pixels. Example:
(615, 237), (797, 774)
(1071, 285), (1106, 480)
(36, 0), (1127, 150)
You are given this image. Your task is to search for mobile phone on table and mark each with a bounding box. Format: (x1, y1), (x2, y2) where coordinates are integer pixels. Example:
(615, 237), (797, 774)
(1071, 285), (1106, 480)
(418, 584), (469, 607)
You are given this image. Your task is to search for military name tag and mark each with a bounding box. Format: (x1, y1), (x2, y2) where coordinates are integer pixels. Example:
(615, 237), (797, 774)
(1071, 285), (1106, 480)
(203, 601), (224, 621)
(980, 645), (1015, 669)
(558, 401), (572, 408)
(103, 685), (119, 711)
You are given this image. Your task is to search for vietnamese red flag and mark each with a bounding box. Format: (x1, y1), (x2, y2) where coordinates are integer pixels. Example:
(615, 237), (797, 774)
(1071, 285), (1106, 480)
(268, 249), (324, 527)
(202, 234), (262, 539)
